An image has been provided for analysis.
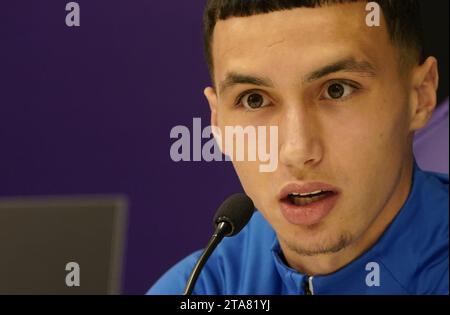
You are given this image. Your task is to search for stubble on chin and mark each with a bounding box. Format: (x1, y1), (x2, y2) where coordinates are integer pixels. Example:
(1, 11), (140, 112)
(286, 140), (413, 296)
(280, 231), (354, 257)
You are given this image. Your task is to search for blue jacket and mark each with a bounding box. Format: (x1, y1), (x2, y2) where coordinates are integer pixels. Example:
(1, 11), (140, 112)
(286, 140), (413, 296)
(148, 164), (449, 295)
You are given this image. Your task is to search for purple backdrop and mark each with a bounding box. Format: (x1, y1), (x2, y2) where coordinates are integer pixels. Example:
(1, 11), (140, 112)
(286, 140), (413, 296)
(0, 1), (448, 294)
(1, 0), (241, 294)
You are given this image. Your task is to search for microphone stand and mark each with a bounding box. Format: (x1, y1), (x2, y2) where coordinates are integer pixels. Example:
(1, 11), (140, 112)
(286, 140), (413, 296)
(183, 221), (231, 295)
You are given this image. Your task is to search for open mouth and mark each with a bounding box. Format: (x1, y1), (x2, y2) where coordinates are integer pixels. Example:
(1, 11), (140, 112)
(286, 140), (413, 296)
(284, 190), (336, 206)
(278, 182), (340, 225)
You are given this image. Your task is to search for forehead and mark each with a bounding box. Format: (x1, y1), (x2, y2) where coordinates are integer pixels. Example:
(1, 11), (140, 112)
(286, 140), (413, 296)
(211, 2), (395, 83)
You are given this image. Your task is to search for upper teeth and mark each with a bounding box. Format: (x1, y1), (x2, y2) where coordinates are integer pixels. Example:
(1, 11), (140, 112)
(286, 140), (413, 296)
(290, 190), (324, 197)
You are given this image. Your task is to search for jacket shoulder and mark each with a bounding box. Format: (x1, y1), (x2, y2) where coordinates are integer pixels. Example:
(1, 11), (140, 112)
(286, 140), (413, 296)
(147, 212), (276, 295)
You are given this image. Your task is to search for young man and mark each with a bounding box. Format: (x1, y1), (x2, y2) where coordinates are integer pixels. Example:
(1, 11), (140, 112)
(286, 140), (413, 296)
(149, 0), (448, 294)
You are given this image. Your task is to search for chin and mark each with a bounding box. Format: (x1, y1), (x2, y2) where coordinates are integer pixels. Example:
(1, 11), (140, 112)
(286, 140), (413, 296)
(281, 229), (354, 257)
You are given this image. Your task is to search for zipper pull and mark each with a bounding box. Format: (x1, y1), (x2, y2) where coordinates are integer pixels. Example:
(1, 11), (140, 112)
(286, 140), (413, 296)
(303, 276), (314, 295)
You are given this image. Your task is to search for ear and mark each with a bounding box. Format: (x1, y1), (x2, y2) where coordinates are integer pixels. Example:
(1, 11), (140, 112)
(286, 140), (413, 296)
(409, 56), (439, 131)
(204, 87), (225, 153)
(204, 87), (219, 128)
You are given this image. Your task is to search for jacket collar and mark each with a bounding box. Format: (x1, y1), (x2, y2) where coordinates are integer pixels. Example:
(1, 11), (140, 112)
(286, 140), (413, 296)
(270, 162), (443, 294)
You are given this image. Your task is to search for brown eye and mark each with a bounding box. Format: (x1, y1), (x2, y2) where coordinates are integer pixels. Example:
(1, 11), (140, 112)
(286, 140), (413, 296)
(247, 93), (264, 108)
(328, 83), (345, 99)
(322, 81), (358, 100)
(240, 92), (271, 110)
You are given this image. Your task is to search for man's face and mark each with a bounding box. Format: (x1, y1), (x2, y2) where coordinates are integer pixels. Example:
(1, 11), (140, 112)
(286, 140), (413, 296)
(206, 3), (417, 257)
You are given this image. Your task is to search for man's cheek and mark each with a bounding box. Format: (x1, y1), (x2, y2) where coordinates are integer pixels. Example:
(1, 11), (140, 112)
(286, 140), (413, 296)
(234, 160), (262, 186)
(234, 162), (270, 206)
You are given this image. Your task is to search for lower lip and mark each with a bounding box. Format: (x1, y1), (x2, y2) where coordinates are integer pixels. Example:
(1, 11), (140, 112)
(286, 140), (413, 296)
(279, 193), (340, 226)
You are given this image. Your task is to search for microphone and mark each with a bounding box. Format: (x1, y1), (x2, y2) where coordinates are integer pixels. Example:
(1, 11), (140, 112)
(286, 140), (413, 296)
(183, 193), (254, 295)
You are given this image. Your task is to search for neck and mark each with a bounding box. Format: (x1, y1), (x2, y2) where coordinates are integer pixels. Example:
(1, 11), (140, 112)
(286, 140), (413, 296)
(281, 158), (415, 276)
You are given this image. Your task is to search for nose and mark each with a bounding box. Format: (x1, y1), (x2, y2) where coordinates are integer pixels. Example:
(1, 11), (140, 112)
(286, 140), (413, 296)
(279, 105), (324, 171)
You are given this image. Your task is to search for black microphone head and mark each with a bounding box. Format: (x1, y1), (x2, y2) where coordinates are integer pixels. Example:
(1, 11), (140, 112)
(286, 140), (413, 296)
(213, 193), (255, 237)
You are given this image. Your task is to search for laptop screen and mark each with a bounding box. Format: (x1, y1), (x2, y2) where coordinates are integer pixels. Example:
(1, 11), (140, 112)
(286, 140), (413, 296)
(0, 196), (127, 294)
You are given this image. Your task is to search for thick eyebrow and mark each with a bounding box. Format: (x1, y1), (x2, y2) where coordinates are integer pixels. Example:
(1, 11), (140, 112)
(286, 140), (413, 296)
(218, 72), (274, 95)
(218, 58), (376, 94)
(304, 58), (377, 83)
